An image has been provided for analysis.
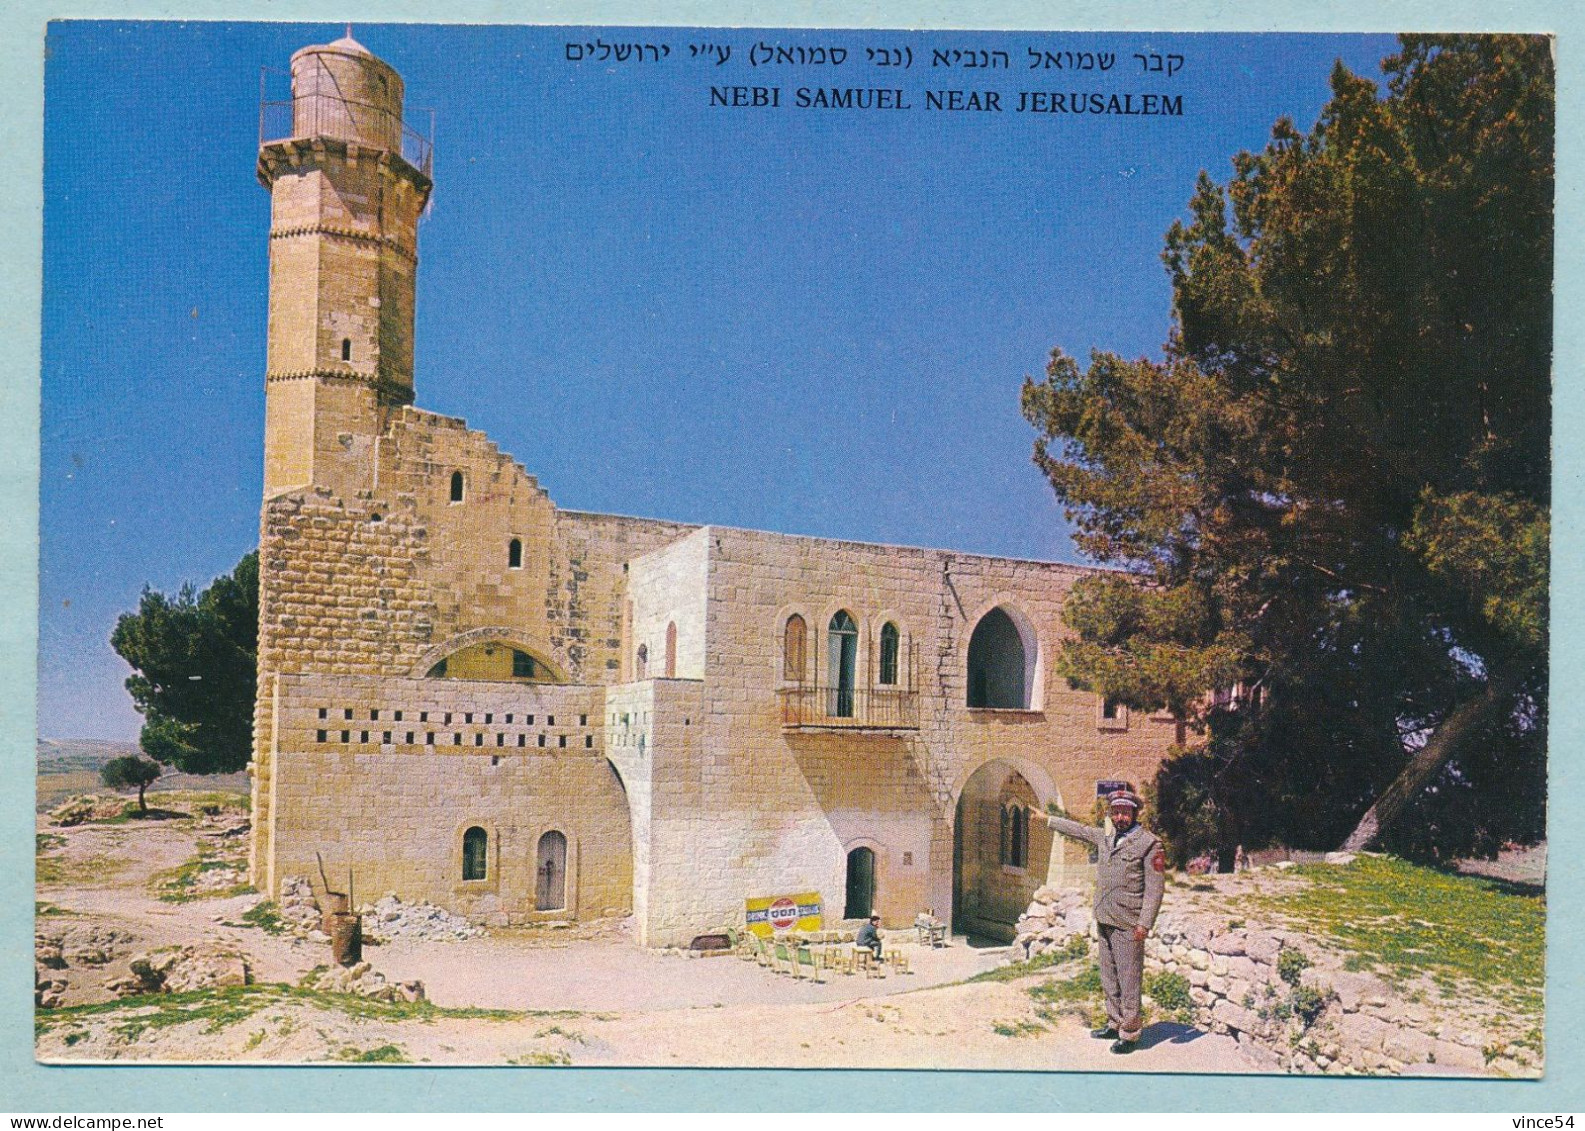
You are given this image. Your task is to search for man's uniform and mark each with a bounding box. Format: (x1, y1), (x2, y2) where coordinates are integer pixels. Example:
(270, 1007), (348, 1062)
(1047, 794), (1166, 1049)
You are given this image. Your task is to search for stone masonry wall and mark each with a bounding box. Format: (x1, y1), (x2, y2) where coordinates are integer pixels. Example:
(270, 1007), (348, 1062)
(618, 525), (1179, 944)
(263, 673), (630, 922)
(627, 528), (709, 680)
(1014, 880), (1529, 1077)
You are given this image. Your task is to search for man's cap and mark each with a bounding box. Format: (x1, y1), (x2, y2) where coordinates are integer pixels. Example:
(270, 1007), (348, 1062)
(1107, 789), (1143, 811)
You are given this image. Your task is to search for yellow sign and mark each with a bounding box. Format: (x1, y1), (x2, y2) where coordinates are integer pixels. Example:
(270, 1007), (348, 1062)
(745, 891), (823, 937)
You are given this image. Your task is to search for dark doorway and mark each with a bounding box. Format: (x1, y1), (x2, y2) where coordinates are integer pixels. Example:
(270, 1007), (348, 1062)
(845, 845), (876, 919)
(536, 830), (567, 911)
(967, 606), (1028, 709)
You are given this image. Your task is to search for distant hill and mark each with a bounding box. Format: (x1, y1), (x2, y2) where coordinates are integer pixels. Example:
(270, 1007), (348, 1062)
(36, 738), (249, 812)
(37, 738), (142, 774)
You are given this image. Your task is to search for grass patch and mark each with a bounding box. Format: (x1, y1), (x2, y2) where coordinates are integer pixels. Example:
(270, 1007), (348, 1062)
(35, 902), (73, 918)
(152, 847), (252, 903)
(335, 1043), (408, 1063)
(36, 982), (543, 1042)
(534, 1025), (585, 1044)
(969, 935), (1090, 984)
(37, 833), (65, 853)
(37, 853), (128, 888)
(1246, 854), (1543, 1014)
(510, 1050), (572, 1066)
(992, 1019), (1046, 1038)
(1027, 964), (1104, 1007)
(236, 902), (289, 935)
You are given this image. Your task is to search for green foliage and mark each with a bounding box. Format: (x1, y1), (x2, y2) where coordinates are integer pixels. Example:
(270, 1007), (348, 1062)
(1021, 35), (1552, 859)
(1289, 983), (1327, 1026)
(1277, 947), (1311, 986)
(1027, 963), (1103, 1007)
(110, 552), (258, 775)
(1143, 970), (1193, 1015)
(99, 755), (162, 813)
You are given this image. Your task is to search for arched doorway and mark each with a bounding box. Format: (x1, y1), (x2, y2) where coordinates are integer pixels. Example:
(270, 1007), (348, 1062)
(844, 846), (876, 919)
(536, 830), (567, 911)
(952, 761), (1051, 941)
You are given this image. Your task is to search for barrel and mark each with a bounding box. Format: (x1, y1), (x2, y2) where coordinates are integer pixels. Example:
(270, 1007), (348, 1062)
(327, 910), (362, 967)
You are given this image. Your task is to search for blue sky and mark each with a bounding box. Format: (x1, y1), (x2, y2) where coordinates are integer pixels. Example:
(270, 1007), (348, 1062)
(39, 22), (1399, 740)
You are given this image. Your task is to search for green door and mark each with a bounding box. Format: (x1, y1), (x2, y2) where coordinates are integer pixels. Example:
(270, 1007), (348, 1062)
(845, 846), (875, 919)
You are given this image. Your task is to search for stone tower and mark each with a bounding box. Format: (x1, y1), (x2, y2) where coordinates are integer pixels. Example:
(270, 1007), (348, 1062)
(256, 32), (432, 498)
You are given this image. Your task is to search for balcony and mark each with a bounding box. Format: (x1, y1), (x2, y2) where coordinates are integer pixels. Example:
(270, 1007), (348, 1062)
(777, 685), (920, 731)
(259, 73), (434, 176)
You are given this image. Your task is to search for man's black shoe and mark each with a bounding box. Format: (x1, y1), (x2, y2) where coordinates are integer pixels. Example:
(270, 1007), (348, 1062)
(1091, 1026), (1119, 1040)
(1109, 1039), (1138, 1055)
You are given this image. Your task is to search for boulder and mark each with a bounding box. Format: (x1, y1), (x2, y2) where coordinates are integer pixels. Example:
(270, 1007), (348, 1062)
(1244, 931), (1282, 964)
(1383, 1025), (1436, 1065)
(1208, 931), (1247, 956)
(1211, 998), (1262, 1036)
(1429, 1039), (1488, 1072)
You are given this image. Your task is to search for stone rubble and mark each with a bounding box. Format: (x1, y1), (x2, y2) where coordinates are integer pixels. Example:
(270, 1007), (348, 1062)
(314, 960), (427, 1003)
(102, 946), (251, 997)
(1011, 872), (1539, 1078)
(35, 967), (70, 1009)
(35, 923), (137, 969)
(359, 893), (486, 942)
(277, 875), (329, 941)
(47, 794), (132, 827)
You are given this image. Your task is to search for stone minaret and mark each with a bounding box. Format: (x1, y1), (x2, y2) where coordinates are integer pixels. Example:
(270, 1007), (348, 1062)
(256, 32), (431, 498)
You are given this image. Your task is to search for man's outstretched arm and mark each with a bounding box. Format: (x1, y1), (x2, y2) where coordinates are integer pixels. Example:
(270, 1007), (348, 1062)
(1046, 814), (1101, 847)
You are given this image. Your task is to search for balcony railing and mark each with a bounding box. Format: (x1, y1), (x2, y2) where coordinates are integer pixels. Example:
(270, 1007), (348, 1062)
(260, 92), (434, 177)
(778, 685), (920, 730)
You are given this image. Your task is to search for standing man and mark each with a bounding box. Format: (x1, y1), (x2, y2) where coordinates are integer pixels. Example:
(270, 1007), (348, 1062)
(1047, 788), (1166, 1054)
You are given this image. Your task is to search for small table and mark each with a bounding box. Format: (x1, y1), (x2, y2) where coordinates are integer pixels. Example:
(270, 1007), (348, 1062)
(915, 918), (947, 947)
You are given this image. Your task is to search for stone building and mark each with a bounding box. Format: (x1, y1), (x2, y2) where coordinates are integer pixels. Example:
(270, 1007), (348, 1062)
(248, 34), (1178, 947)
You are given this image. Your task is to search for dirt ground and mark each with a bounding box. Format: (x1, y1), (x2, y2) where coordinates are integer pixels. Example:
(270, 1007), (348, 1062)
(34, 793), (1255, 1071)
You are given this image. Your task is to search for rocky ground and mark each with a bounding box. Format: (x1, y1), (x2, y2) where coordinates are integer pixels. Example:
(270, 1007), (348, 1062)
(1014, 856), (1545, 1078)
(35, 790), (1540, 1074)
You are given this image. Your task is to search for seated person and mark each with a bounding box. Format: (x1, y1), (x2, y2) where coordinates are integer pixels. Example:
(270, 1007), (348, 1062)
(856, 914), (883, 959)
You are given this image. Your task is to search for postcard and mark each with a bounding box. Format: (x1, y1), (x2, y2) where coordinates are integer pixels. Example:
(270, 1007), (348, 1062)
(33, 21), (1551, 1080)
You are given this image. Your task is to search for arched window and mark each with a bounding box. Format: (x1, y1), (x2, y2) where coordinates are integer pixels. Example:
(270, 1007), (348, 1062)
(536, 830), (567, 911)
(1000, 804), (1029, 868)
(783, 614), (807, 682)
(879, 622), (900, 686)
(827, 611), (858, 718)
(665, 622), (677, 677)
(462, 826), (488, 880)
(967, 606), (1031, 709)
(341, 337), (352, 361)
(636, 643), (648, 680)
(511, 649), (538, 679)
(508, 538), (523, 569)
(450, 471), (465, 503)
